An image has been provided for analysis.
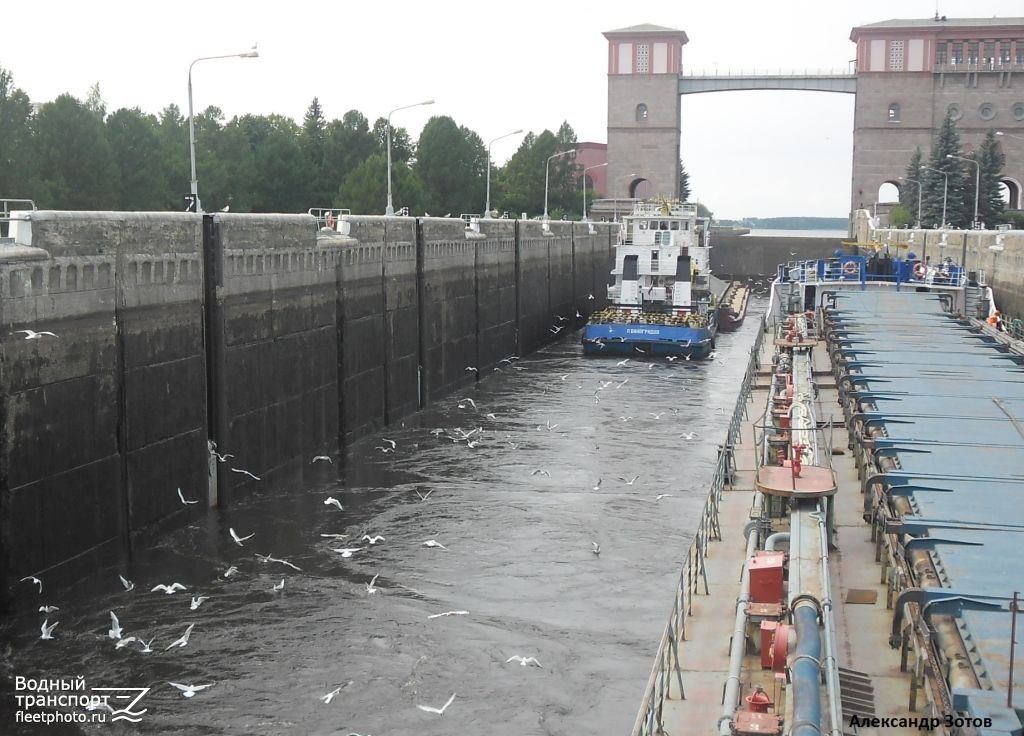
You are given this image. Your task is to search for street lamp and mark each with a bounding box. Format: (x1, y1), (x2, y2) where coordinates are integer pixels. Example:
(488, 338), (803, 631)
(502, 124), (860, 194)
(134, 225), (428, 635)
(923, 165), (949, 228)
(543, 149), (576, 220)
(385, 99), (434, 216)
(947, 153), (980, 227)
(898, 176), (923, 228)
(188, 46), (259, 214)
(996, 130), (1024, 141)
(484, 129), (522, 218)
(582, 162), (608, 221)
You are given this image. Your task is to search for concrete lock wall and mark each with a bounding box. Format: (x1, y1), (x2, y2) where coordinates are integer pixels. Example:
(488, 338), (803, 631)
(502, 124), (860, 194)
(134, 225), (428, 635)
(0, 212), (615, 596)
(710, 233), (847, 277)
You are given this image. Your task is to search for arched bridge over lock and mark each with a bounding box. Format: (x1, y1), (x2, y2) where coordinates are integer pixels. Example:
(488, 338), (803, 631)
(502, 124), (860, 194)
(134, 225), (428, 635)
(677, 71), (856, 95)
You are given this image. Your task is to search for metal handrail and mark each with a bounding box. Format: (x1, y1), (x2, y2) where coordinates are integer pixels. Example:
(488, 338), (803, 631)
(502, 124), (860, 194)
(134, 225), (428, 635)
(630, 313), (766, 736)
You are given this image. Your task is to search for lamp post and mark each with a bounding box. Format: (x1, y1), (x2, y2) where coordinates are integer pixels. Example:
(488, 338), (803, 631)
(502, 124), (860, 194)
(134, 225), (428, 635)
(947, 153), (980, 227)
(898, 176), (923, 228)
(188, 46), (259, 214)
(923, 165), (949, 228)
(484, 128), (522, 218)
(385, 99), (434, 216)
(996, 130), (1024, 141)
(543, 149), (576, 221)
(582, 162), (608, 221)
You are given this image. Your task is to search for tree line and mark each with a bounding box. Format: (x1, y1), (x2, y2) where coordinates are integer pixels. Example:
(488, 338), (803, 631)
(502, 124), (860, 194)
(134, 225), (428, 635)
(891, 112), (1017, 229)
(0, 66), (611, 219)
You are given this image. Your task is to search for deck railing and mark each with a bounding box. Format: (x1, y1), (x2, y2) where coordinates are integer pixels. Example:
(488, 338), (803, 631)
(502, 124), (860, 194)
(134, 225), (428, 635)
(630, 314), (767, 736)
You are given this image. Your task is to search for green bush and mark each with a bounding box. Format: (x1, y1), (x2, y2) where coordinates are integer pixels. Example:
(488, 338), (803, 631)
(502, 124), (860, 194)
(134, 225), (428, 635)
(1002, 210), (1024, 229)
(888, 205), (913, 228)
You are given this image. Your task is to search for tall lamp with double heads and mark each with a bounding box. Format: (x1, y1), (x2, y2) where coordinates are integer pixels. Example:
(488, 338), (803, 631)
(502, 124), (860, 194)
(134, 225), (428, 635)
(188, 46), (259, 214)
(543, 149), (576, 221)
(385, 99), (434, 216)
(582, 163), (608, 221)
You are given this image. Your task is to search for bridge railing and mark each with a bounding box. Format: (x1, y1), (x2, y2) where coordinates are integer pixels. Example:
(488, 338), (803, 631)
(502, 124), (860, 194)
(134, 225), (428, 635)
(630, 314), (766, 736)
(682, 67), (852, 77)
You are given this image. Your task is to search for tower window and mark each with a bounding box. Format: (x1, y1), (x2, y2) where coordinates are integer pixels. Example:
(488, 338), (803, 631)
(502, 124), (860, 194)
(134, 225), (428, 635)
(936, 43), (948, 65)
(636, 103), (649, 122)
(889, 40), (904, 71)
(952, 42), (963, 64)
(636, 44), (649, 73)
(967, 42), (979, 64)
(887, 103), (901, 123)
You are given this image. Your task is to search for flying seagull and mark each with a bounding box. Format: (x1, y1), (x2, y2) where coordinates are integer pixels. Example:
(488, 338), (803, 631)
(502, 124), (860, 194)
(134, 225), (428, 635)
(332, 547), (362, 558)
(382, 438), (397, 449)
(620, 475), (640, 486)
(177, 487), (199, 505)
(362, 534), (385, 545)
(119, 574), (135, 592)
(592, 542), (601, 556)
(465, 366), (478, 373)
(531, 469), (551, 476)
(506, 655), (543, 668)
(223, 566), (239, 578)
(415, 489), (434, 501)
(165, 623), (195, 650)
(168, 682), (213, 698)
(320, 533), (348, 539)
(255, 553), (301, 571)
(115, 636), (137, 650)
(229, 528), (254, 546)
(38, 605), (59, 613)
(273, 579), (285, 592)
(231, 467), (261, 481)
(427, 610), (468, 619)
(108, 611), (123, 640)
(151, 583), (186, 594)
(15, 329), (57, 340)
(592, 479), (602, 491)
(656, 494), (674, 501)
(20, 575), (42, 593)
(422, 539), (448, 550)
(324, 497), (344, 510)
(138, 637), (155, 653)
(40, 619), (58, 640)
(417, 692), (456, 716)
(458, 398), (477, 410)
(320, 686), (343, 704)
(365, 574), (380, 595)
(311, 455), (333, 464)
(190, 596), (209, 611)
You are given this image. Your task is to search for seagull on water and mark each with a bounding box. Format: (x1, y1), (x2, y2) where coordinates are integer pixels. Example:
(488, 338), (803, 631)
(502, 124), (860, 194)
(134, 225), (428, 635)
(152, 583), (186, 594)
(108, 611), (123, 640)
(649, 412), (665, 419)
(382, 438), (397, 449)
(531, 469), (550, 476)
(427, 610), (468, 619)
(168, 682), (213, 698)
(679, 431), (698, 440)
(190, 596), (209, 610)
(230, 528), (255, 546)
(40, 619), (58, 640)
(21, 575), (42, 593)
(324, 497), (344, 510)
(320, 686), (344, 704)
(615, 378), (629, 389)
(362, 534), (385, 545)
(311, 455), (333, 464)
(231, 467), (261, 481)
(429, 428), (445, 436)
(365, 574), (380, 595)
(223, 566), (239, 578)
(115, 636), (137, 650)
(592, 542), (601, 556)
(38, 605), (59, 613)
(320, 533), (348, 539)
(656, 494), (674, 501)
(332, 547), (362, 558)
(119, 574), (135, 591)
(138, 637), (155, 653)
(15, 329), (57, 339)
(458, 398), (477, 410)
(592, 479), (602, 491)
(177, 487), (199, 505)
(273, 579), (285, 592)
(255, 553), (301, 571)
(415, 489), (434, 501)
(422, 539), (448, 550)
(486, 412), (498, 419)
(417, 692), (456, 715)
(620, 475), (640, 486)
(506, 655), (543, 668)
(165, 623), (195, 650)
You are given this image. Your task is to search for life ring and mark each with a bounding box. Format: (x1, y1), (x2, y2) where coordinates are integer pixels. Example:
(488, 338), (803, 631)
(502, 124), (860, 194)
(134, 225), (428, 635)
(842, 261), (859, 276)
(325, 212), (336, 230)
(913, 261), (927, 279)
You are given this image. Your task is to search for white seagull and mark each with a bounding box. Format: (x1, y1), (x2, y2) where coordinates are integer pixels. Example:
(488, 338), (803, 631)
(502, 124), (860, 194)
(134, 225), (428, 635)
(108, 611), (123, 640)
(20, 575), (42, 593)
(417, 692), (456, 715)
(165, 623), (195, 650)
(273, 579), (285, 592)
(223, 566), (239, 578)
(506, 655), (543, 668)
(415, 489), (434, 501)
(229, 527), (255, 546)
(15, 329), (57, 339)
(427, 610), (468, 619)
(151, 583), (186, 595)
(168, 682), (213, 698)
(255, 553), (301, 571)
(138, 637), (155, 653)
(620, 475), (640, 486)
(320, 686), (343, 704)
(362, 534), (385, 545)
(465, 366), (478, 373)
(531, 469), (551, 476)
(457, 398), (477, 410)
(40, 619), (58, 640)
(230, 467), (261, 481)
(656, 494), (674, 501)
(382, 438), (397, 449)
(311, 455), (333, 464)
(324, 497), (344, 510)
(592, 479), (602, 491)
(119, 574), (135, 591)
(177, 487), (199, 505)
(320, 533), (348, 539)
(365, 574), (380, 595)
(649, 412), (665, 419)
(115, 636), (137, 650)
(616, 358), (631, 367)
(422, 539), (448, 550)
(679, 431), (698, 441)
(592, 542), (601, 556)
(332, 547), (362, 558)
(190, 596), (209, 611)
(38, 605), (59, 613)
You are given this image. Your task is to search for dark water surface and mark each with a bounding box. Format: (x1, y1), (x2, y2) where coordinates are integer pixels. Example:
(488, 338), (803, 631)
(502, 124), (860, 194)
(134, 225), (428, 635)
(3, 315), (760, 735)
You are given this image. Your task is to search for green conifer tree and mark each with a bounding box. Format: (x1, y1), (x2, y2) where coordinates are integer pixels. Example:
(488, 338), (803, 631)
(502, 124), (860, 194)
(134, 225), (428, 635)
(921, 113), (967, 228)
(974, 128), (1006, 227)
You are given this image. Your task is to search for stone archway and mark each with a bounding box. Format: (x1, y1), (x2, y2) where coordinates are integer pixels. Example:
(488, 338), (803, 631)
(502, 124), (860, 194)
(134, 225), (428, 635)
(1001, 177), (1022, 210)
(629, 178), (652, 199)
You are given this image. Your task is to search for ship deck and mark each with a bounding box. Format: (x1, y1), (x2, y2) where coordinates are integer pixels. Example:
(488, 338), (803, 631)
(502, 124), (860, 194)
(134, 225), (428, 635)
(649, 290), (1024, 735)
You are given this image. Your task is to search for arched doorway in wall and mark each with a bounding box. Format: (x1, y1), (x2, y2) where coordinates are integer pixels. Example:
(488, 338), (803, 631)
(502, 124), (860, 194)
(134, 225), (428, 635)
(1001, 178), (1022, 210)
(878, 182), (899, 204)
(629, 178), (652, 199)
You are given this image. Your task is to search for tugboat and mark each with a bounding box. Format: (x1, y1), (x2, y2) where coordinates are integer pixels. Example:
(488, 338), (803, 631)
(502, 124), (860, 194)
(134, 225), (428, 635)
(582, 199), (729, 359)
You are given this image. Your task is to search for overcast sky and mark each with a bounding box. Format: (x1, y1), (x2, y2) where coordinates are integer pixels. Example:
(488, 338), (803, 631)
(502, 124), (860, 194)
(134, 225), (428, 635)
(5, 0), (1022, 219)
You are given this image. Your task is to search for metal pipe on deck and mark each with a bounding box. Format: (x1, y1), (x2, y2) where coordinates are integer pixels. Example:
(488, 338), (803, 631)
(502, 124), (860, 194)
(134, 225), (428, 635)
(765, 532), (790, 551)
(791, 602), (823, 736)
(813, 505), (844, 736)
(718, 517), (762, 736)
